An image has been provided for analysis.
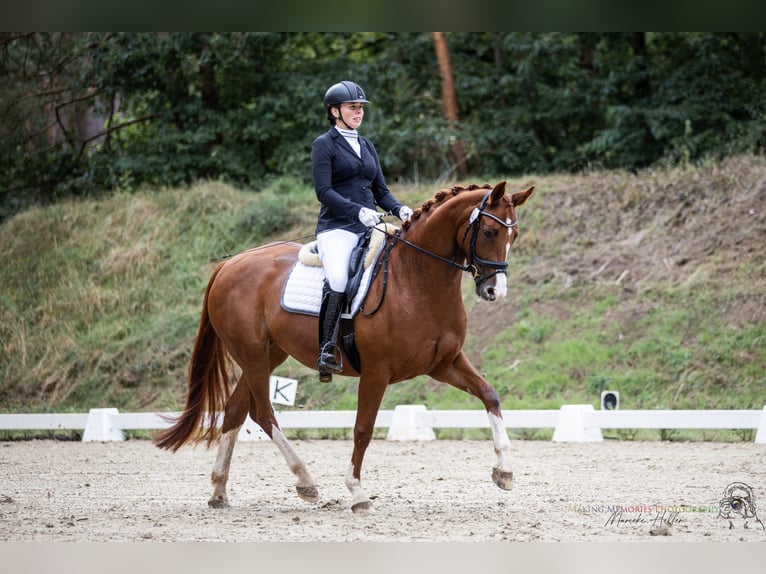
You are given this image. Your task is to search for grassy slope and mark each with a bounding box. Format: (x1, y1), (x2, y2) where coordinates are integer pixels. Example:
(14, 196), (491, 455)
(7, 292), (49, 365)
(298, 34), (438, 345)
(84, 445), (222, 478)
(1, 158), (764, 440)
(0, 179), (318, 411)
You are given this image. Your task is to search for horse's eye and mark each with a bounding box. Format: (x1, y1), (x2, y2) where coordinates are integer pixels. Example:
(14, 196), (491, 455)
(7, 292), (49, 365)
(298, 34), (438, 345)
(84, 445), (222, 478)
(482, 228), (495, 240)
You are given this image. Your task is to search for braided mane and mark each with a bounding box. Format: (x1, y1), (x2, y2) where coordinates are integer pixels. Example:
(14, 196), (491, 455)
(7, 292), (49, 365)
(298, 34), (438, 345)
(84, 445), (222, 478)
(401, 183), (492, 232)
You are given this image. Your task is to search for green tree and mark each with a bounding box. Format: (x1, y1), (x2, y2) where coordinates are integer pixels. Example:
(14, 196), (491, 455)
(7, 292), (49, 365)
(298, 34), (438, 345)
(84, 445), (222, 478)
(3, 33), (765, 219)
(583, 32), (766, 170)
(0, 33), (105, 215)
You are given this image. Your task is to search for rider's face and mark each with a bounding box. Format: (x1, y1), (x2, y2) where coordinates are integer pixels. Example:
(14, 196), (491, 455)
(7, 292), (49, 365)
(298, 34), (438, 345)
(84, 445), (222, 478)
(336, 102), (365, 129)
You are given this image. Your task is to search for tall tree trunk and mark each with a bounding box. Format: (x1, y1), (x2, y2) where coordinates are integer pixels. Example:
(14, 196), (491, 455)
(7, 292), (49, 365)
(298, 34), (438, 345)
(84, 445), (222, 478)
(630, 32), (650, 100)
(431, 32), (468, 179)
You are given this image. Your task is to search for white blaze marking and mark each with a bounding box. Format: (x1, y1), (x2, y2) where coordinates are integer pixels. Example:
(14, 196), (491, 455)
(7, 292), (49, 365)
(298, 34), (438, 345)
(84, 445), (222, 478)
(495, 272), (508, 299)
(497, 216), (513, 299)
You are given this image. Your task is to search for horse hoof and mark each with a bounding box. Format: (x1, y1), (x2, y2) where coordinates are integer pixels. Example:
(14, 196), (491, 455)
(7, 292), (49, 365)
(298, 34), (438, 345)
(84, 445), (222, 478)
(492, 467), (514, 491)
(296, 485), (319, 503)
(351, 500), (373, 513)
(208, 496), (230, 509)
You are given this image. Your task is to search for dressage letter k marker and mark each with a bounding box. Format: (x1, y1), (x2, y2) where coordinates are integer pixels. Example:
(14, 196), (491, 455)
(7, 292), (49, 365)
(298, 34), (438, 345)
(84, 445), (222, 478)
(273, 380), (294, 403)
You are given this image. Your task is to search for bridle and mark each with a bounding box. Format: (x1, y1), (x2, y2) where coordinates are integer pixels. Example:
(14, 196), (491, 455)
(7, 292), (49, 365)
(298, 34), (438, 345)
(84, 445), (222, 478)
(379, 191), (517, 288)
(359, 192), (516, 316)
(460, 190), (517, 287)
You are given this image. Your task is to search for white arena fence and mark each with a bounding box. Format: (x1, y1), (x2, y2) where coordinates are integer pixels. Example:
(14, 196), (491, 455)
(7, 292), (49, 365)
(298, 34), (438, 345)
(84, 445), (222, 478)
(0, 403), (765, 443)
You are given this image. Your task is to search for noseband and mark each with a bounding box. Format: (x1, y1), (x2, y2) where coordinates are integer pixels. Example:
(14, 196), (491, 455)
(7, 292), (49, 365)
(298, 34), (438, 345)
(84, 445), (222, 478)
(461, 191), (517, 287)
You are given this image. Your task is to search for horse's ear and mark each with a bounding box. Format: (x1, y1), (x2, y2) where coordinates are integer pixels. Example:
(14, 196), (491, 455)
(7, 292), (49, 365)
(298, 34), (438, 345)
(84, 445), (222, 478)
(511, 185), (534, 207)
(490, 181), (507, 205)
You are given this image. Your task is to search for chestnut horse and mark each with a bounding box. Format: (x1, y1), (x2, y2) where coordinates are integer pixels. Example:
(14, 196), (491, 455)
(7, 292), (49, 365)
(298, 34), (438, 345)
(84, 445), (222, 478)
(154, 181), (533, 512)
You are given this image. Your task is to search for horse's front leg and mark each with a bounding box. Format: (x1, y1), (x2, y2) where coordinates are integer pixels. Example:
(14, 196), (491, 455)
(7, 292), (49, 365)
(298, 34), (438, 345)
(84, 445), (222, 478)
(346, 374), (388, 512)
(432, 351), (513, 491)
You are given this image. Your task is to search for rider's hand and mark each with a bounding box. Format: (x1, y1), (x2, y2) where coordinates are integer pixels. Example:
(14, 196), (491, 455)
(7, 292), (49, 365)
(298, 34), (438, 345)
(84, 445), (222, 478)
(358, 207), (381, 227)
(398, 206), (413, 222)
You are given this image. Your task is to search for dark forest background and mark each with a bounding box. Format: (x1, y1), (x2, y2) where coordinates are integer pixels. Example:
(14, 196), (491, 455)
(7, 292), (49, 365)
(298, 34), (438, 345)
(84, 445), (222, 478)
(2, 32), (765, 219)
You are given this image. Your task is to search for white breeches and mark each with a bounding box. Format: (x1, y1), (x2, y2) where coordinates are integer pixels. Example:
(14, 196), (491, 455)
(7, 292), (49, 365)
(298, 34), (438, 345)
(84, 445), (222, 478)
(316, 229), (359, 292)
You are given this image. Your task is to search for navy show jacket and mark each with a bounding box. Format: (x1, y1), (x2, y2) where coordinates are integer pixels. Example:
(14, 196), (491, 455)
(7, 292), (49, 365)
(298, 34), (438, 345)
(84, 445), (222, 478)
(312, 128), (403, 235)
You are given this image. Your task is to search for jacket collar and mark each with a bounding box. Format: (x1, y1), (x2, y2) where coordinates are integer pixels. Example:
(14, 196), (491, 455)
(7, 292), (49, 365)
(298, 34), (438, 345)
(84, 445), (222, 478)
(329, 128), (364, 160)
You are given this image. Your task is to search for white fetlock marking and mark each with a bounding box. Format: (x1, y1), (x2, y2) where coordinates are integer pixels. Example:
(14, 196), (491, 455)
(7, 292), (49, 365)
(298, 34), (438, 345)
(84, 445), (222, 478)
(345, 463), (370, 508)
(489, 412), (513, 473)
(210, 426), (240, 498)
(272, 427), (314, 489)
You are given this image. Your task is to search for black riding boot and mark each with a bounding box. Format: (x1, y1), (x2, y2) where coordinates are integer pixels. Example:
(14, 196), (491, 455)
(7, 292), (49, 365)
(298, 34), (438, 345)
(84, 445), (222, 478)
(316, 285), (346, 382)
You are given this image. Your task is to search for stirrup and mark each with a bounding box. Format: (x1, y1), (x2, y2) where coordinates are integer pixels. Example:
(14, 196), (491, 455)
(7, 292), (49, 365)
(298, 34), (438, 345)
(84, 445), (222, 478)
(316, 342), (342, 382)
(317, 344), (342, 368)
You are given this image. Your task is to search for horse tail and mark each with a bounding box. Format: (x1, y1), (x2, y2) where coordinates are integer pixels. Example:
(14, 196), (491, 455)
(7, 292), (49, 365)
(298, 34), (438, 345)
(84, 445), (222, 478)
(154, 262), (231, 451)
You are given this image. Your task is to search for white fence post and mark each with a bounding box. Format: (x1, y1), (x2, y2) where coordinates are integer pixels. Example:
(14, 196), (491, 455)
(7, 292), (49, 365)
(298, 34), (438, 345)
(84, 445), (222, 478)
(552, 405), (603, 442)
(386, 404), (436, 441)
(82, 408), (125, 442)
(756, 406), (766, 444)
(1, 404), (765, 442)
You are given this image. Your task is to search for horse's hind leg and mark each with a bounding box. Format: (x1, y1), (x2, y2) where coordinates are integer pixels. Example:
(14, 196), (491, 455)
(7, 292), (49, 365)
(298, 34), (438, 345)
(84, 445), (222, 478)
(241, 350), (319, 504)
(208, 376), (249, 508)
(271, 427), (318, 503)
(209, 426), (241, 508)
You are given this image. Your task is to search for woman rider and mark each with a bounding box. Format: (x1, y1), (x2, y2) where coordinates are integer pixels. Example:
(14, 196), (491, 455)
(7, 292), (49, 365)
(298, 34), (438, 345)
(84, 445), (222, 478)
(311, 80), (413, 380)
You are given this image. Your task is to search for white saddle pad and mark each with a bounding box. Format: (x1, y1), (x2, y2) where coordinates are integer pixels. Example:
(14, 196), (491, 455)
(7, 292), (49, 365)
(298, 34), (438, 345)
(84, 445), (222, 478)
(281, 223), (397, 317)
(281, 259), (377, 317)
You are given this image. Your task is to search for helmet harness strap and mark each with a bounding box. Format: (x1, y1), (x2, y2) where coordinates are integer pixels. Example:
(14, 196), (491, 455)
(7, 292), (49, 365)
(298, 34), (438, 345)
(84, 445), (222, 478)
(335, 104), (354, 131)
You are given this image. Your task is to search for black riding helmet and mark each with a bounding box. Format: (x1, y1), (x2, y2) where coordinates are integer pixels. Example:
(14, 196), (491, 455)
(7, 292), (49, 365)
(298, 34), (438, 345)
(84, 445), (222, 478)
(323, 81), (370, 124)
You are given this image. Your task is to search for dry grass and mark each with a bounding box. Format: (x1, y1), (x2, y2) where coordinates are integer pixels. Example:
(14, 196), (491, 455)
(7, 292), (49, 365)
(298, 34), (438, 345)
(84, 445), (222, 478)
(0, 181), (259, 410)
(1, 158), (765, 421)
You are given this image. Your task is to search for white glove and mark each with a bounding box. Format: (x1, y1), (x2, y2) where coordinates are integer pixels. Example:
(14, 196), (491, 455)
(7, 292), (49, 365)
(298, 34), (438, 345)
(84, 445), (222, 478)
(398, 206), (413, 222)
(358, 207), (381, 227)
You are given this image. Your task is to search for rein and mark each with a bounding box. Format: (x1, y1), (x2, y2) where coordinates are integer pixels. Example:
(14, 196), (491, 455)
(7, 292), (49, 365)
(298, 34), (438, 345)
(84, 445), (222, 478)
(379, 227), (474, 273)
